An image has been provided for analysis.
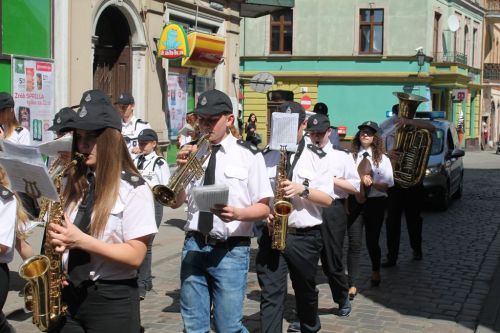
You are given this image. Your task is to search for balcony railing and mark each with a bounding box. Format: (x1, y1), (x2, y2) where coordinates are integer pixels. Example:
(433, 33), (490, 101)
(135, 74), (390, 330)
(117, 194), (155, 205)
(484, 0), (500, 11)
(433, 51), (468, 65)
(484, 63), (500, 81)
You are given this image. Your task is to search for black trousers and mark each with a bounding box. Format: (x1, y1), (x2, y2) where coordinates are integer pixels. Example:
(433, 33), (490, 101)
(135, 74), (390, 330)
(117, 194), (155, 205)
(320, 200), (348, 305)
(256, 226), (323, 333)
(363, 197), (387, 272)
(385, 184), (424, 262)
(50, 279), (140, 333)
(346, 211), (364, 287)
(0, 263), (15, 333)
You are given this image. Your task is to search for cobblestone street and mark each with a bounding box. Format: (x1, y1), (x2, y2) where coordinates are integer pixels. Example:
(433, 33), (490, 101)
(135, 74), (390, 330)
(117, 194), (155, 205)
(4, 150), (500, 333)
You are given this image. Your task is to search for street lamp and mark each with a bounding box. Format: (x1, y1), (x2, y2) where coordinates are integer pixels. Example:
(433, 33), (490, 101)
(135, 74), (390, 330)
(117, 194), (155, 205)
(416, 49), (426, 69)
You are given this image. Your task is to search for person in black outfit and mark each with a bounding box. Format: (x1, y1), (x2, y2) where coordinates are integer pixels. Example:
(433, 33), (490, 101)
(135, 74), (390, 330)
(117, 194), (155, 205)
(382, 105), (436, 267)
(245, 113), (260, 146)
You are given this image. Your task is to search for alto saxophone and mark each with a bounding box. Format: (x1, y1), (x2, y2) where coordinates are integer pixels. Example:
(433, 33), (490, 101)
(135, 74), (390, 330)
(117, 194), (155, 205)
(152, 135), (212, 207)
(19, 153), (83, 332)
(271, 145), (293, 251)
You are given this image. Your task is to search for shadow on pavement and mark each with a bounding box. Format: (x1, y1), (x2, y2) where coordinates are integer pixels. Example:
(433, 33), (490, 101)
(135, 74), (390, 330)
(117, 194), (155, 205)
(165, 218), (186, 230)
(162, 288), (180, 313)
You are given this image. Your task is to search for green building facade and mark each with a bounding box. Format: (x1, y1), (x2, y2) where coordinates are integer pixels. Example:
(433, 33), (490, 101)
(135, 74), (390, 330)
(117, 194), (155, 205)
(240, 0), (484, 148)
(0, 0), (52, 92)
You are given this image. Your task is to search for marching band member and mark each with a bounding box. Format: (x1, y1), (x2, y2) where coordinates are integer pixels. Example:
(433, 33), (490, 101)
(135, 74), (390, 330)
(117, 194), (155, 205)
(0, 166), (29, 333)
(351, 121), (394, 286)
(114, 92), (151, 157)
(47, 90), (157, 332)
(257, 102), (334, 333)
(172, 89), (273, 333)
(133, 128), (170, 299)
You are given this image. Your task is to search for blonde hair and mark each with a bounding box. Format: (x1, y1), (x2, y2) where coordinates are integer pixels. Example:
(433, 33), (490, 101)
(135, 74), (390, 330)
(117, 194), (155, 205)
(64, 128), (139, 237)
(0, 167), (29, 238)
(0, 107), (22, 138)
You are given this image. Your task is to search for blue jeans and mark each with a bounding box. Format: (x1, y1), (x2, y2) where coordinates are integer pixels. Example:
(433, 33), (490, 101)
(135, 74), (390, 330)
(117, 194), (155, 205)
(180, 236), (250, 333)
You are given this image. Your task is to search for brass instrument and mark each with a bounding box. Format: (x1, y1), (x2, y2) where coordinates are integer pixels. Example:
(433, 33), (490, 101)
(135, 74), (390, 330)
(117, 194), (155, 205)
(19, 153), (83, 332)
(271, 145), (293, 251)
(153, 135), (212, 207)
(392, 92), (431, 188)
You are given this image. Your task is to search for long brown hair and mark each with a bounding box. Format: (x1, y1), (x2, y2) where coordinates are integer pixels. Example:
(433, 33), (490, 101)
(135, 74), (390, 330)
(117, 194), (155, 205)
(0, 107), (22, 138)
(0, 166), (28, 238)
(63, 128), (140, 237)
(351, 130), (385, 167)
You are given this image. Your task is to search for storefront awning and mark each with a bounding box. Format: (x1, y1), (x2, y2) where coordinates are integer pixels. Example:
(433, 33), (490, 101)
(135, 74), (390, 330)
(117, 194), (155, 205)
(182, 32), (225, 70)
(240, 0), (295, 18)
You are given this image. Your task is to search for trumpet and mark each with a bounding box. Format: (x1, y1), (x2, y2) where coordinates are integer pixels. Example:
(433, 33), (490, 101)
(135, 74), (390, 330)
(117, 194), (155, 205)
(153, 135), (212, 206)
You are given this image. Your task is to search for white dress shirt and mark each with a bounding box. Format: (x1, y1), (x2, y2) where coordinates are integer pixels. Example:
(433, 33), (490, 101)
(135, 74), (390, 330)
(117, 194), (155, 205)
(63, 176), (157, 281)
(265, 142), (335, 228)
(6, 127), (31, 145)
(354, 147), (394, 197)
(323, 144), (360, 199)
(184, 134), (274, 238)
(121, 116), (151, 153)
(134, 152), (171, 188)
(0, 190), (17, 264)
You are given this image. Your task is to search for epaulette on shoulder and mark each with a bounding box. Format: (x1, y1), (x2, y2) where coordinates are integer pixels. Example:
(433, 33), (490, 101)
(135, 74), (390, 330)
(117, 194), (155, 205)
(237, 139), (261, 155)
(155, 158), (165, 167)
(0, 185), (14, 201)
(15, 127), (23, 133)
(136, 119), (148, 124)
(121, 170), (146, 188)
(332, 145), (351, 154)
(307, 143), (326, 158)
(262, 145), (271, 155)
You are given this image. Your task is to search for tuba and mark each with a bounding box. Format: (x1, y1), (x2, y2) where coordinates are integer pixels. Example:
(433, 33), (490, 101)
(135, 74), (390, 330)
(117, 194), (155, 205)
(392, 92), (431, 188)
(152, 135), (212, 207)
(19, 153), (83, 332)
(271, 145), (293, 251)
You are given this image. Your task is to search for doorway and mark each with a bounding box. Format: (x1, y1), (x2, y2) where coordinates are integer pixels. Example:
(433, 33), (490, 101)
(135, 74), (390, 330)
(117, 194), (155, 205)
(93, 6), (132, 102)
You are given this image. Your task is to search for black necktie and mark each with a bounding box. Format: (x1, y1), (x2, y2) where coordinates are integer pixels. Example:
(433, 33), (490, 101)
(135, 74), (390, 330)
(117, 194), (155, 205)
(68, 173), (95, 286)
(137, 155), (146, 170)
(287, 138), (305, 181)
(198, 145), (221, 235)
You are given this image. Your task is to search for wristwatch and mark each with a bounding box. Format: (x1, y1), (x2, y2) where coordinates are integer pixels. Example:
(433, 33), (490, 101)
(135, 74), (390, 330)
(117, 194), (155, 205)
(300, 179), (310, 199)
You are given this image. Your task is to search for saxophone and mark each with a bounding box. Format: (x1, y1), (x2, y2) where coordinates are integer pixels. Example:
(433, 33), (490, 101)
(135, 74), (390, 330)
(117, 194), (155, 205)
(19, 153), (83, 332)
(271, 145), (293, 251)
(392, 92), (432, 188)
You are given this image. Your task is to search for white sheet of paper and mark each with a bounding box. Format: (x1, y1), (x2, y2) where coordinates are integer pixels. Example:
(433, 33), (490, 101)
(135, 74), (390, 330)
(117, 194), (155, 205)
(191, 185), (229, 212)
(37, 135), (72, 156)
(1, 141), (44, 165)
(269, 112), (299, 152)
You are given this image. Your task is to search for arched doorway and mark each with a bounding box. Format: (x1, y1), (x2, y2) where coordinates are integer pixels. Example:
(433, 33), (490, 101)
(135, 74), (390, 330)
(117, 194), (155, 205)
(93, 6), (131, 101)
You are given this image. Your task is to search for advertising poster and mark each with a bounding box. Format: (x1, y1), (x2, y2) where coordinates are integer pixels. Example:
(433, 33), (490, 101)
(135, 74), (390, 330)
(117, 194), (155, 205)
(12, 57), (54, 143)
(167, 73), (188, 139)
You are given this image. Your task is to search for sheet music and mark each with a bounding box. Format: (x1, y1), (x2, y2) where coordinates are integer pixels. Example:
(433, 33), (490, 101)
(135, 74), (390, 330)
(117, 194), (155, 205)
(269, 112), (299, 152)
(37, 135), (72, 156)
(191, 184), (229, 212)
(0, 141), (58, 201)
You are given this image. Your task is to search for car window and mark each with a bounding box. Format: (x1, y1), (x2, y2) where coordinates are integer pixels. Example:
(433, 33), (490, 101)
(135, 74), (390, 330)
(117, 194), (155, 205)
(430, 129), (444, 155)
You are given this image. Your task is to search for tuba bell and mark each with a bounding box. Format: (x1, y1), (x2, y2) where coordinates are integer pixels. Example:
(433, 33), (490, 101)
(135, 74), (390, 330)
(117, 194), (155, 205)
(152, 135), (212, 207)
(392, 92), (431, 188)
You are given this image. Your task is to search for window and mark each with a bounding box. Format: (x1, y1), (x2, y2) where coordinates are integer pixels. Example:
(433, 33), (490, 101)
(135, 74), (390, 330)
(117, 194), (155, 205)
(270, 10), (293, 54)
(359, 9), (384, 54)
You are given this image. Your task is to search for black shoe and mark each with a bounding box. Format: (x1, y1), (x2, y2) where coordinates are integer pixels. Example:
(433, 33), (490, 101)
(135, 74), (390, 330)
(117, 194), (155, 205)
(413, 251), (423, 261)
(336, 298), (352, 317)
(287, 321), (300, 332)
(381, 259), (396, 268)
(370, 271), (381, 287)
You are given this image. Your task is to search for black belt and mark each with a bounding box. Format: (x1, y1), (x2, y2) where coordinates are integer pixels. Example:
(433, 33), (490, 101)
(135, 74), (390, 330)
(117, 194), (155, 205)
(78, 278), (138, 288)
(186, 231), (251, 247)
(287, 225), (321, 234)
(336, 198), (346, 205)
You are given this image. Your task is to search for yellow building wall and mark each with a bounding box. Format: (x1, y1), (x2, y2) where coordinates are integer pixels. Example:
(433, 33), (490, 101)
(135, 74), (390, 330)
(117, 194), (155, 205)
(242, 80), (318, 146)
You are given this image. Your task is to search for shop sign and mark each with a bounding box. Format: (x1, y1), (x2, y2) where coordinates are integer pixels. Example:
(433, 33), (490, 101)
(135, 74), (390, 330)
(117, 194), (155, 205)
(300, 95), (311, 110)
(157, 23), (189, 59)
(337, 126), (347, 135)
(182, 32), (225, 70)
